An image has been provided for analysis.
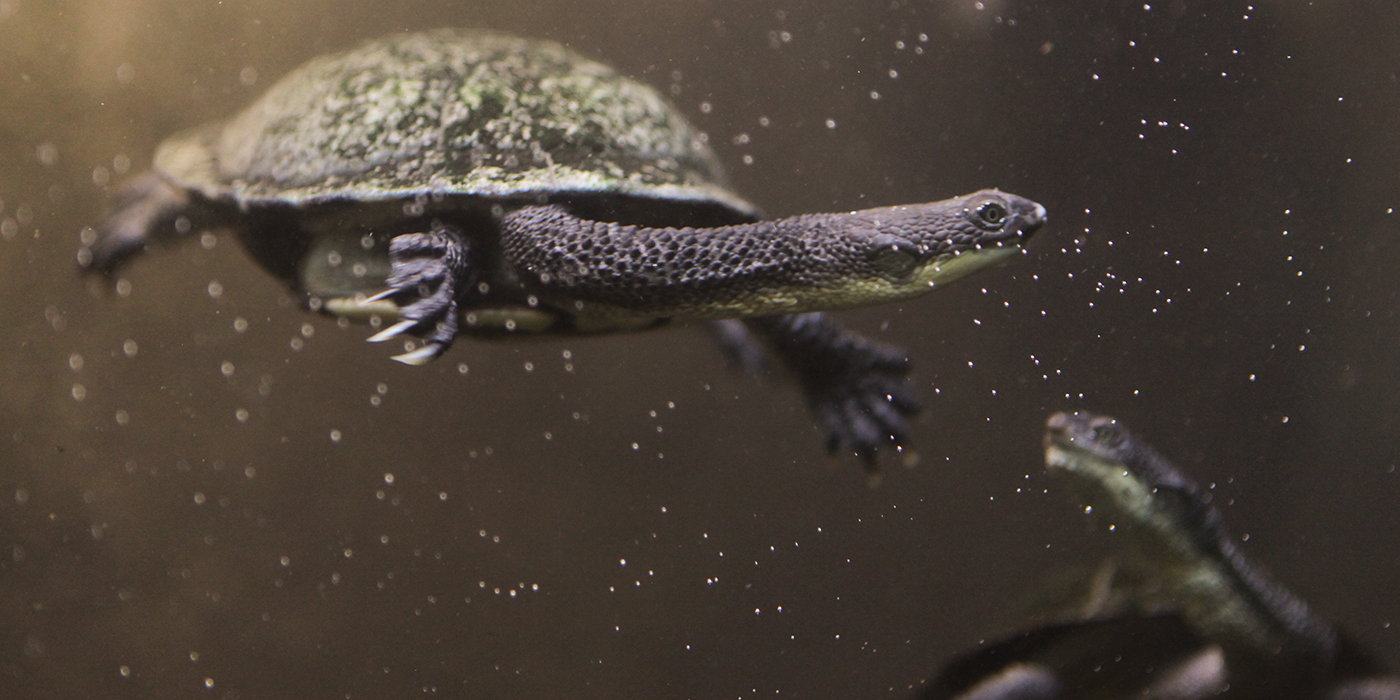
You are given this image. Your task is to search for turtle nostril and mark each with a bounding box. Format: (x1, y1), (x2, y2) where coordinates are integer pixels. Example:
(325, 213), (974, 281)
(1017, 203), (1047, 239)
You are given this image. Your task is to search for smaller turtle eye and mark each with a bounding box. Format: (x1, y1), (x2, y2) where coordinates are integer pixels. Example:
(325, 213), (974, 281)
(1090, 424), (1124, 447)
(976, 202), (1008, 226)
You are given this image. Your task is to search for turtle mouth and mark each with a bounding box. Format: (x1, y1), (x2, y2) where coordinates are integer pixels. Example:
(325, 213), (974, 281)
(1008, 201), (1047, 244)
(1043, 419), (1092, 467)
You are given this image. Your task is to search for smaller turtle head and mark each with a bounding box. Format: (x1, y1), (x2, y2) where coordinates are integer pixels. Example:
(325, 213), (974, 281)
(1044, 411), (1195, 496)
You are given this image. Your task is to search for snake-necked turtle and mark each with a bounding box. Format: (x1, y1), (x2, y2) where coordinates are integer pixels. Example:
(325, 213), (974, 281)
(921, 412), (1399, 699)
(78, 29), (1045, 467)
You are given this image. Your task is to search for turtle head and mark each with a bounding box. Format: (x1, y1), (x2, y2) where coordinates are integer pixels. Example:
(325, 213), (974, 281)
(850, 189), (1045, 300)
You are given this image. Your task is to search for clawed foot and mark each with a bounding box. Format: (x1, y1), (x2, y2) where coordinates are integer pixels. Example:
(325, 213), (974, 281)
(806, 343), (921, 471)
(741, 314), (922, 471)
(364, 225), (472, 365)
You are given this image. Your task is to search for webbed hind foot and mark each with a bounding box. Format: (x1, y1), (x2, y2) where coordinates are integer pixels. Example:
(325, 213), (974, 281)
(365, 223), (472, 365)
(812, 357), (920, 469)
(741, 313), (921, 471)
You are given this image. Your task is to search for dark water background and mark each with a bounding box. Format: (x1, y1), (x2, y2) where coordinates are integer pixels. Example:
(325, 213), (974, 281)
(2, 1), (1398, 697)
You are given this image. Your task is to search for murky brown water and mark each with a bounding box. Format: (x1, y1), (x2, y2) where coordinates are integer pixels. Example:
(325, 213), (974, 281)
(2, 1), (1397, 698)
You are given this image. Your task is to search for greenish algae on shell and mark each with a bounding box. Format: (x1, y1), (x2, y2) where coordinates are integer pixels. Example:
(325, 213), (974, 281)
(152, 29), (757, 216)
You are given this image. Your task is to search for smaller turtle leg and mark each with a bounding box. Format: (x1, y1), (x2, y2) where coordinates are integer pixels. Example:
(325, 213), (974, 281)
(742, 313), (921, 471)
(79, 172), (201, 274)
(365, 222), (473, 365)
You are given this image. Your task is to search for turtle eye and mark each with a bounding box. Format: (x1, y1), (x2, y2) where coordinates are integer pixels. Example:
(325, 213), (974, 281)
(1090, 423), (1124, 447)
(976, 201), (1008, 227)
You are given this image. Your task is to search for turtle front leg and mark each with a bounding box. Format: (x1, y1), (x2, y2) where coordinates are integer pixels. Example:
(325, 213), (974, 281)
(365, 222), (474, 365)
(740, 313), (921, 471)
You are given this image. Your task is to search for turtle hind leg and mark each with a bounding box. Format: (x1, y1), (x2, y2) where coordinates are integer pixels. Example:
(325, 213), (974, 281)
(708, 320), (770, 373)
(366, 222), (473, 365)
(78, 172), (201, 274)
(741, 313), (921, 471)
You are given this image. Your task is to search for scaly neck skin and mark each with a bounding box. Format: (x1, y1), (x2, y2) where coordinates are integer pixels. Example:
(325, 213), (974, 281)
(1043, 412), (1339, 669)
(498, 189), (1044, 320)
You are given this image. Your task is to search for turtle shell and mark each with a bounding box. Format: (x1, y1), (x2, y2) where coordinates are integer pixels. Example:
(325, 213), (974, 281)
(152, 29), (758, 219)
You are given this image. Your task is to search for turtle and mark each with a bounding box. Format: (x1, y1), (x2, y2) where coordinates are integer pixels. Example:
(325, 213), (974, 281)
(78, 29), (1046, 468)
(918, 412), (1400, 699)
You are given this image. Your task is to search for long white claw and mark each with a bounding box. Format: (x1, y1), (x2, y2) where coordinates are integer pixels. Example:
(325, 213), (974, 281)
(391, 344), (442, 366)
(367, 319), (417, 343)
(361, 288), (398, 304)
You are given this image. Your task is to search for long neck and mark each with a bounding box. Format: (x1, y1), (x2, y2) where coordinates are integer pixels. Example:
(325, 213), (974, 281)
(496, 203), (1022, 319)
(1122, 443), (1340, 666)
(498, 204), (907, 318)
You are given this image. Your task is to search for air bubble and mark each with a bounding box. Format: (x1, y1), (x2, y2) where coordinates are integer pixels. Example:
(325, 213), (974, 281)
(36, 142), (58, 167)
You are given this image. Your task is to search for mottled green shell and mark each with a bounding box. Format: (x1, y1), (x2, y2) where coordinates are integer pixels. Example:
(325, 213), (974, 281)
(153, 29), (756, 216)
